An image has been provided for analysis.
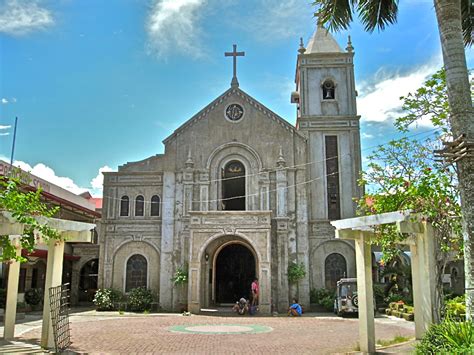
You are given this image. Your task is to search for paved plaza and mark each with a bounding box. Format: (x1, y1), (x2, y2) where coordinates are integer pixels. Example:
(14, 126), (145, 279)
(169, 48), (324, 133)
(2, 309), (416, 354)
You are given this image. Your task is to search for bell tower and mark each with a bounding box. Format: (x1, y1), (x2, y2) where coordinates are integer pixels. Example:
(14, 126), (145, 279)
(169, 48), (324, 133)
(293, 24), (362, 223)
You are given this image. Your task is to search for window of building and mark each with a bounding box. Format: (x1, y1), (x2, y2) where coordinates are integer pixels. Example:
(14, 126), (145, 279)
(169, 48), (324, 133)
(151, 195), (160, 216)
(325, 253), (347, 290)
(325, 136), (340, 220)
(120, 196), (129, 216)
(222, 160), (246, 211)
(126, 254), (147, 292)
(135, 195), (144, 216)
(322, 80), (335, 100)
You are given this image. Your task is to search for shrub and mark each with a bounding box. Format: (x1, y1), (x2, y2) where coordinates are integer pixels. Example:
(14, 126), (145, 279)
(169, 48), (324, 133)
(384, 293), (412, 305)
(127, 287), (153, 312)
(373, 284), (386, 307)
(93, 288), (122, 311)
(445, 295), (466, 320)
(288, 262), (306, 283)
(171, 265), (188, 286)
(24, 288), (42, 306)
(310, 288), (333, 303)
(310, 288), (334, 311)
(416, 318), (474, 354)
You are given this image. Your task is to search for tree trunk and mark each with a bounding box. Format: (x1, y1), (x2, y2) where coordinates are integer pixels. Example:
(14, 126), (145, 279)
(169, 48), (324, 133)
(434, 0), (474, 320)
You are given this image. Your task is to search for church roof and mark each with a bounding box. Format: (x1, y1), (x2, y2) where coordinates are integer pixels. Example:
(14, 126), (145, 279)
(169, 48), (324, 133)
(306, 24), (343, 54)
(163, 87), (305, 145)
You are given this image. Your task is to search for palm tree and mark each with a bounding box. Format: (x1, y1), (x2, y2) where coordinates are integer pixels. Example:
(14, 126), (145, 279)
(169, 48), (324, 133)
(312, 0), (474, 320)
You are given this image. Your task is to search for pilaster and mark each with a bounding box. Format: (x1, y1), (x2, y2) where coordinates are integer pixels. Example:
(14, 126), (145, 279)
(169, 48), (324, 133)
(159, 172), (176, 310)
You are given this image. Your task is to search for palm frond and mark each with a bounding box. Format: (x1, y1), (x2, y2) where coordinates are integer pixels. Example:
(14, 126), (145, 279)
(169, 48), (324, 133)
(461, 0), (473, 46)
(312, 0), (355, 32)
(357, 0), (399, 33)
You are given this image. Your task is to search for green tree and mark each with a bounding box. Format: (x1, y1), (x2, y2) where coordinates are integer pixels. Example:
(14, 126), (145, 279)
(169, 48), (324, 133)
(0, 176), (59, 262)
(359, 70), (468, 320)
(313, 0), (474, 320)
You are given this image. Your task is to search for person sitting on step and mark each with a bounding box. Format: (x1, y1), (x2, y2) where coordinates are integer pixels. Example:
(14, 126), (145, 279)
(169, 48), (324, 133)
(288, 298), (302, 317)
(232, 297), (248, 315)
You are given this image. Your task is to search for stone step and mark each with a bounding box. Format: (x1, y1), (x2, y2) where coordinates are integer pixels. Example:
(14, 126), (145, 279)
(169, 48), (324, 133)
(0, 341), (50, 354)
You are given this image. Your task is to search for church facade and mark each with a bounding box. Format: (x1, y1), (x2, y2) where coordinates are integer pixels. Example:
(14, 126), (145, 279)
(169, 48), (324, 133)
(98, 26), (362, 314)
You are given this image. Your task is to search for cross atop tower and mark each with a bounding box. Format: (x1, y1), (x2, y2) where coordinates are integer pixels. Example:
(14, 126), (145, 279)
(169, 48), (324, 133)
(225, 44), (245, 88)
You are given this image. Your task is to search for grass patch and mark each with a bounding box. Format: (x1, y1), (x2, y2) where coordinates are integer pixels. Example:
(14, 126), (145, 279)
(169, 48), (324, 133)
(377, 335), (412, 347)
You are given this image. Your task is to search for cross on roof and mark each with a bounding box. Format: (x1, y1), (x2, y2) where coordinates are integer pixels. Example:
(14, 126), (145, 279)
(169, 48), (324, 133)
(225, 44), (245, 88)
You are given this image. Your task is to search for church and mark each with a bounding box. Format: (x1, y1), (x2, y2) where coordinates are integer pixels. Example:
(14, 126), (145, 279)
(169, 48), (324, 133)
(98, 25), (362, 314)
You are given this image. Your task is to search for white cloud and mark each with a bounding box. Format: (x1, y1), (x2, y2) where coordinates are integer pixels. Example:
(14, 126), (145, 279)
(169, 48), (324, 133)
(0, 0), (54, 36)
(146, 0), (207, 58)
(0, 132), (10, 136)
(90, 165), (114, 190)
(12, 161), (89, 195)
(243, 0), (314, 42)
(362, 133), (374, 139)
(357, 59), (442, 125)
(0, 125), (11, 130)
(0, 156), (115, 198)
(1, 98), (8, 104)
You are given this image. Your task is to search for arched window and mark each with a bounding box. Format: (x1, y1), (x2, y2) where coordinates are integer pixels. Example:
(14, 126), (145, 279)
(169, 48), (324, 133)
(222, 160), (245, 211)
(120, 196), (129, 216)
(151, 195), (160, 216)
(322, 80), (335, 100)
(135, 195), (144, 216)
(325, 253), (347, 290)
(126, 254), (147, 292)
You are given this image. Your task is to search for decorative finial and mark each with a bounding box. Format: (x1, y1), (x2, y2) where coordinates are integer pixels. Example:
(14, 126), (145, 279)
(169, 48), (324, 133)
(185, 149), (194, 169)
(276, 146), (286, 167)
(225, 44), (245, 88)
(346, 35), (354, 52)
(298, 37), (306, 54)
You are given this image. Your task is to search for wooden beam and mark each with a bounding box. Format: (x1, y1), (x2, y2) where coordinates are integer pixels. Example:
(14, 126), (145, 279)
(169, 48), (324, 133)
(396, 220), (425, 234)
(331, 210), (411, 230)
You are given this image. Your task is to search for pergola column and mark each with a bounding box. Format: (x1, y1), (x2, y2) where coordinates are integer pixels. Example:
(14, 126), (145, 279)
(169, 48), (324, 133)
(418, 222), (436, 326)
(3, 243), (21, 340)
(41, 239), (65, 349)
(409, 241), (425, 339)
(354, 231), (375, 354)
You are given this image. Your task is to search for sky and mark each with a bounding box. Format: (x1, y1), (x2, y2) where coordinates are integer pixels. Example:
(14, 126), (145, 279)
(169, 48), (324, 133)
(0, 0), (472, 197)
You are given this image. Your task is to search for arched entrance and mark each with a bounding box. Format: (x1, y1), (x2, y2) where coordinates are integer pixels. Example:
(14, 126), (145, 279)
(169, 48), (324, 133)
(215, 243), (255, 303)
(222, 160), (245, 210)
(79, 258), (99, 302)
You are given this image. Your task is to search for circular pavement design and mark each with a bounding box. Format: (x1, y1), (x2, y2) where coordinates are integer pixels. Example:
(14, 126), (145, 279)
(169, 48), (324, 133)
(168, 324), (273, 334)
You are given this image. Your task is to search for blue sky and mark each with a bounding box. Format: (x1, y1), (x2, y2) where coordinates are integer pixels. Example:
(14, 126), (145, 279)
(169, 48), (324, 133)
(0, 0), (471, 196)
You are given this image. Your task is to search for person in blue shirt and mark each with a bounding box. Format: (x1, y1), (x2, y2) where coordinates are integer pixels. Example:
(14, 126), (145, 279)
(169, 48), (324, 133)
(288, 298), (302, 316)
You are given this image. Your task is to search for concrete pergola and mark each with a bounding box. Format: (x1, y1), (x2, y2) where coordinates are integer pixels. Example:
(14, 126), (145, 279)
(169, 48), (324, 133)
(331, 210), (436, 354)
(1, 211), (95, 349)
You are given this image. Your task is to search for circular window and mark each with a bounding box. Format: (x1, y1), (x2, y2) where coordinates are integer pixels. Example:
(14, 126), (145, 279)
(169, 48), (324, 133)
(225, 103), (244, 122)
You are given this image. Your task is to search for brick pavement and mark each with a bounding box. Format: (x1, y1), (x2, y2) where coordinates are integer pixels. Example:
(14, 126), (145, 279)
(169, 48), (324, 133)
(18, 312), (415, 354)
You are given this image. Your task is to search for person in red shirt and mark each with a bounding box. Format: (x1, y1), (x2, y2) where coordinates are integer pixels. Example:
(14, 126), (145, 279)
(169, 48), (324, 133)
(251, 278), (259, 306)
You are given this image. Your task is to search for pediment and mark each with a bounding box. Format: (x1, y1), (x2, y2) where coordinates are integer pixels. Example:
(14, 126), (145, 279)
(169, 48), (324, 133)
(163, 87), (305, 145)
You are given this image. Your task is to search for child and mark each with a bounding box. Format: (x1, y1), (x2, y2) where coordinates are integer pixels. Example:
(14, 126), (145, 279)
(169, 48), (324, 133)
(232, 297), (248, 315)
(288, 298), (302, 316)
